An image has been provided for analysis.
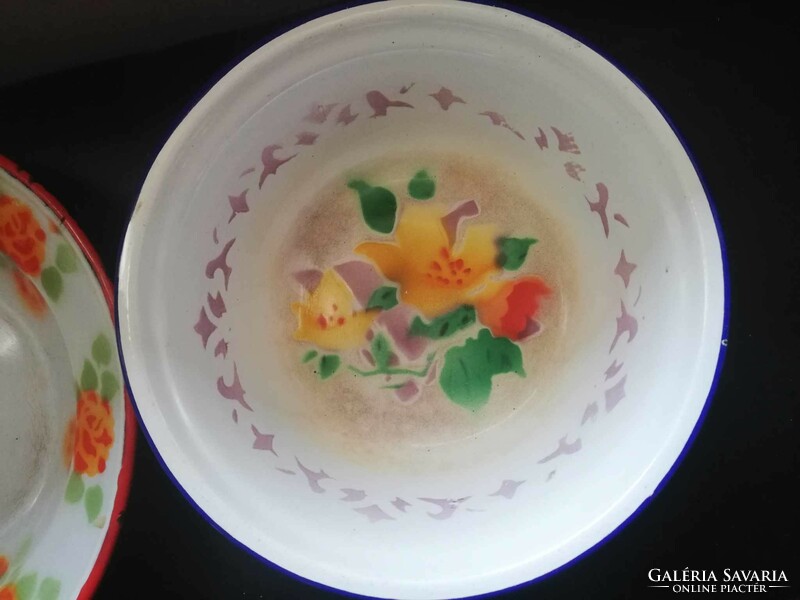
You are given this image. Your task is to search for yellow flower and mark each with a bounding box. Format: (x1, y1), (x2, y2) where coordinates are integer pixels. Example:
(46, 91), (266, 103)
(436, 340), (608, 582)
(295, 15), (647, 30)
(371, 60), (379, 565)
(291, 269), (377, 350)
(356, 204), (498, 317)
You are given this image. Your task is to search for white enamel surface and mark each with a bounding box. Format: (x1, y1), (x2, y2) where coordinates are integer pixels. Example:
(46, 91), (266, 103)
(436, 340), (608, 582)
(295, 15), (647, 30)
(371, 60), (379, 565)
(0, 272), (73, 543)
(118, 2), (725, 598)
(0, 167), (126, 599)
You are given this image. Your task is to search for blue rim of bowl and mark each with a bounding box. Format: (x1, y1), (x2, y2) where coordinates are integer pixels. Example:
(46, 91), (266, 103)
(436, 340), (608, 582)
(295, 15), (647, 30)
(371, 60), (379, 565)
(113, 2), (731, 598)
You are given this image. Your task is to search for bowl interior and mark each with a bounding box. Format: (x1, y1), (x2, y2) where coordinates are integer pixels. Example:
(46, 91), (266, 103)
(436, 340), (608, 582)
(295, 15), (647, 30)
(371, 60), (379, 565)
(0, 267), (72, 542)
(119, 2), (725, 598)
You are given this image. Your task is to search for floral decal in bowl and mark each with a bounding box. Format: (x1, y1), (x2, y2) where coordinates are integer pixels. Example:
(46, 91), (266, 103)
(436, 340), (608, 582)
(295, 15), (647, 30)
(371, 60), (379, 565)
(193, 83), (645, 523)
(0, 194), (80, 307)
(63, 334), (119, 526)
(293, 173), (550, 409)
(1, 156), (132, 600)
(0, 195), (46, 276)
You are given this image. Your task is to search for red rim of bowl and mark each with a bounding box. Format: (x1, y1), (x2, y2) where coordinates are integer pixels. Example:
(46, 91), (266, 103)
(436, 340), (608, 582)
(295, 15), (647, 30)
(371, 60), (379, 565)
(0, 154), (136, 599)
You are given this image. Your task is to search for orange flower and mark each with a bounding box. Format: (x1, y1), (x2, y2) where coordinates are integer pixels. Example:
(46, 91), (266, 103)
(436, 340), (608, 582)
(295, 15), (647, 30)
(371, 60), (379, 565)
(0, 195), (47, 276)
(356, 204), (498, 318)
(12, 269), (47, 316)
(72, 390), (114, 476)
(0, 584), (16, 600)
(476, 277), (550, 340)
(0, 555), (8, 578)
(291, 269), (378, 350)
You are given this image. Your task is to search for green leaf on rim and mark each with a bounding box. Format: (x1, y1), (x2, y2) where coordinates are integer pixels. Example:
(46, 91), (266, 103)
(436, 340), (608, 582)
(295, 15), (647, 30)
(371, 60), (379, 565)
(302, 350), (318, 363)
(55, 243), (78, 273)
(100, 371), (119, 402)
(80, 360), (98, 391)
(92, 334), (113, 365)
(37, 578), (62, 600)
(65, 472), (84, 503)
(84, 485), (103, 523)
(40, 267), (63, 301)
(16, 573), (38, 600)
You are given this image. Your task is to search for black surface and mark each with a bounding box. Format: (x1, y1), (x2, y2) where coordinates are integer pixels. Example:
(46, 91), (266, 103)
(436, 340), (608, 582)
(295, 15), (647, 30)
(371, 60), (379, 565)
(0, 0), (333, 85)
(1, 2), (797, 599)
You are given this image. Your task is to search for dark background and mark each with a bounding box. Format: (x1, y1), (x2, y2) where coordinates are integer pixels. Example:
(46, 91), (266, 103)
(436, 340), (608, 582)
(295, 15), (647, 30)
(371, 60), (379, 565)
(1, 2), (797, 598)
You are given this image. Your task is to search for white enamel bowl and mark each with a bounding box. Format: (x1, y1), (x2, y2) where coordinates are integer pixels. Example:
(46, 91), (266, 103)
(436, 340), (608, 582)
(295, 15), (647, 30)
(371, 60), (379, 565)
(118, 2), (726, 598)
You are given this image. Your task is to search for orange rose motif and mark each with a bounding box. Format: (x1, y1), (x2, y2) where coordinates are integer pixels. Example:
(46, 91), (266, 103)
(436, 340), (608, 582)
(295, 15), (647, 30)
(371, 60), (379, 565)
(12, 269), (47, 316)
(72, 390), (114, 476)
(0, 195), (47, 276)
(0, 584), (17, 600)
(0, 560), (14, 600)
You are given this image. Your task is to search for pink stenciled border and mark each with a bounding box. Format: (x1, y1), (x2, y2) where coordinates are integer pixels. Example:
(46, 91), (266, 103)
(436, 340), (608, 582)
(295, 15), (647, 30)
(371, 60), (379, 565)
(192, 84), (640, 522)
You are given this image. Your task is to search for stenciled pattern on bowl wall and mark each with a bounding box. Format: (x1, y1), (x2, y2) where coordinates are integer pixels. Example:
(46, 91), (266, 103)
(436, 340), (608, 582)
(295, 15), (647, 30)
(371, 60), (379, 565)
(194, 84), (642, 522)
(0, 194), (81, 307)
(0, 300), (119, 600)
(0, 195), (121, 531)
(62, 333), (120, 527)
(1, 160), (127, 599)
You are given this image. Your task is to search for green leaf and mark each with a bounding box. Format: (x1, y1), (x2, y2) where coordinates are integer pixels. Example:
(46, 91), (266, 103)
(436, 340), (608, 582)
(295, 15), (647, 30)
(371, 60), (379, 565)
(496, 237), (538, 271)
(408, 170), (436, 200)
(16, 573), (38, 600)
(41, 266), (63, 301)
(80, 360), (98, 391)
(0, 252), (11, 269)
(318, 355), (340, 380)
(349, 352), (435, 378)
(348, 180), (397, 233)
(55, 243), (78, 273)
(439, 328), (525, 410)
(65, 471), (84, 503)
(302, 350), (318, 363)
(371, 333), (393, 370)
(92, 334), (113, 365)
(100, 371), (119, 402)
(366, 286), (399, 311)
(409, 305), (476, 339)
(36, 577), (61, 600)
(381, 382), (408, 389)
(84, 485), (103, 523)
